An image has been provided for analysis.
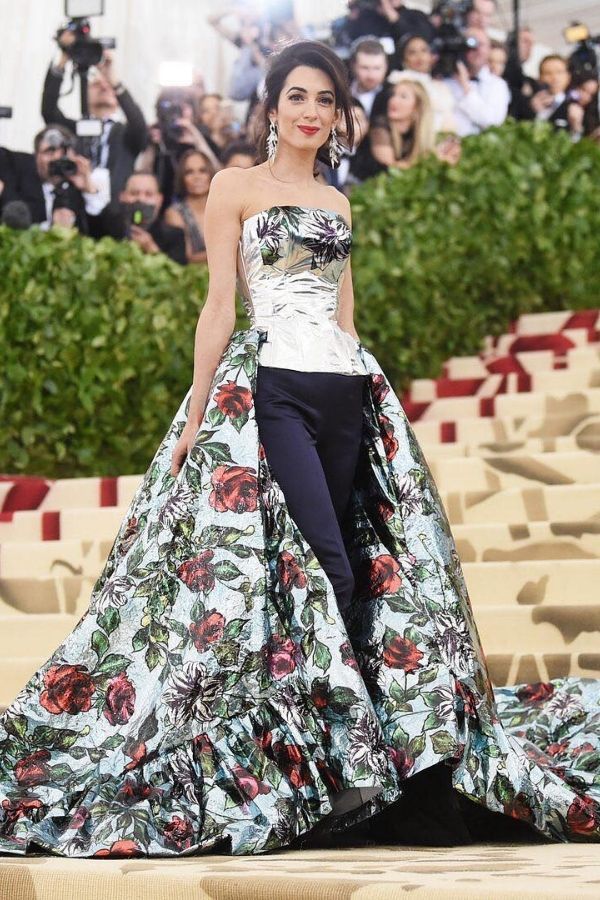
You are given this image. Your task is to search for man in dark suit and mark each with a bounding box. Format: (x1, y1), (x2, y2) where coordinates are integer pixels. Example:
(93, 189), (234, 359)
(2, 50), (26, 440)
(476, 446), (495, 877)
(6, 125), (110, 235)
(105, 172), (186, 266)
(41, 32), (147, 200)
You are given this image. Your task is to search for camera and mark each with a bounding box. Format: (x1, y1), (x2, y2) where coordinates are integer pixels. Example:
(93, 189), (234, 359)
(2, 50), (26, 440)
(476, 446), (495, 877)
(564, 22), (599, 80)
(156, 97), (185, 150)
(432, 1), (478, 78)
(0, 107), (13, 119)
(41, 127), (81, 214)
(55, 0), (116, 71)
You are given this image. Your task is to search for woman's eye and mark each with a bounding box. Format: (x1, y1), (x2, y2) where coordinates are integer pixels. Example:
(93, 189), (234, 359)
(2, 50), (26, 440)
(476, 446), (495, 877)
(290, 94), (333, 104)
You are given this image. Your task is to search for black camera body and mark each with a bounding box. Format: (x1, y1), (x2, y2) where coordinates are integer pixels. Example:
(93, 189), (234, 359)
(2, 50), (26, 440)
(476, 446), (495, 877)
(0, 107), (13, 119)
(48, 157), (78, 180)
(55, 18), (116, 71)
(157, 98), (185, 150)
(432, 0), (477, 78)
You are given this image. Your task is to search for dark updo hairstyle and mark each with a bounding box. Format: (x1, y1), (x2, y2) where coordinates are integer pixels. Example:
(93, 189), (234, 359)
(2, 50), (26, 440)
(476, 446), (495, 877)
(255, 39), (355, 176)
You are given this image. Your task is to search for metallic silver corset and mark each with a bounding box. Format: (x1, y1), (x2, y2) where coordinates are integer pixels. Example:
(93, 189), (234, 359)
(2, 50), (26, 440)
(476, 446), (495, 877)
(236, 204), (368, 376)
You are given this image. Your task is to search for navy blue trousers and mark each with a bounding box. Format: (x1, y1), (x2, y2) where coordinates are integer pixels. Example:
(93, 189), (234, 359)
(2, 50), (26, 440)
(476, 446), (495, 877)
(254, 365), (367, 609)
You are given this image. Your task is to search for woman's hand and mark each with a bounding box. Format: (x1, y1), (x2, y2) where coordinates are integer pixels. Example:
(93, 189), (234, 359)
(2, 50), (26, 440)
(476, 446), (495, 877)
(170, 421), (200, 477)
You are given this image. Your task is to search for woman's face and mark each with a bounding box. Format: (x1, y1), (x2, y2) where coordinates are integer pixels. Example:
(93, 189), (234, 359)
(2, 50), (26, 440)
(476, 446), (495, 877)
(183, 153), (212, 197)
(388, 83), (417, 121)
(403, 38), (433, 74)
(575, 79), (599, 107)
(489, 47), (507, 77)
(271, 65), (339, 155)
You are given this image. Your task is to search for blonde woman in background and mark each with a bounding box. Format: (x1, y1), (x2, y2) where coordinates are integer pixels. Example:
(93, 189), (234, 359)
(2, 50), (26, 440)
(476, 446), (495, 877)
(369, 79), (460, 171)
(389, 35), (458, 134)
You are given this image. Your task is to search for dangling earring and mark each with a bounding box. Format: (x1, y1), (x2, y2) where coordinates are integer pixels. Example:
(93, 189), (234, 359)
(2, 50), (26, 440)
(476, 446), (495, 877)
(267, 119), (278, 160)
(328, 125), (343, 168)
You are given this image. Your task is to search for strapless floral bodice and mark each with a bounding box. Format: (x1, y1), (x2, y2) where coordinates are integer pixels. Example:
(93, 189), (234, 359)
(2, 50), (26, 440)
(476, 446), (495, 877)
(236, 204), (367, 375)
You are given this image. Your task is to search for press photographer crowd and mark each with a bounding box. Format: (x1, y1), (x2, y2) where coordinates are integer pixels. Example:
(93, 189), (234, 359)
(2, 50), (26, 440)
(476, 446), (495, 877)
(0, 0), (599, 266)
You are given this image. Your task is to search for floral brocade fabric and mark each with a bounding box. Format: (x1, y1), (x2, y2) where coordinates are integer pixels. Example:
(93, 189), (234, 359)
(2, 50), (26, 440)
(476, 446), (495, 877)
(1, 212), (600, 858)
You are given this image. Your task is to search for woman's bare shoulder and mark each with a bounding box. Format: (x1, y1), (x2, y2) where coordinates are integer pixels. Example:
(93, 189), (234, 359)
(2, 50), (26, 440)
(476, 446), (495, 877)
(208, 165), (268, 223)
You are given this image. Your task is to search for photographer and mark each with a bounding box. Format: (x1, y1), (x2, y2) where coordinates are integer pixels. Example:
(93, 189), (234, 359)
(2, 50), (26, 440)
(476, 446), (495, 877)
(443, 26), (509, 136)
(336, 0), (436, 70)
(41, 29), (147, 199)
(9, 125), (109, 234)
(136, 88), (221, 213)
(102, 172), (186, 266)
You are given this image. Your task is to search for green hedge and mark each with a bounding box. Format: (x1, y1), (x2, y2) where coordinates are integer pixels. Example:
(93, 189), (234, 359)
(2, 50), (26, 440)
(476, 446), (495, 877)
(351, 119), (600, 385)
(2, 120), (600, 477)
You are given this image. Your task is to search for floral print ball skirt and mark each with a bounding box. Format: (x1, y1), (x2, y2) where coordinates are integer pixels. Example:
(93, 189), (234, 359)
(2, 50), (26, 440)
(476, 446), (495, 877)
(1, 329), (599, 858)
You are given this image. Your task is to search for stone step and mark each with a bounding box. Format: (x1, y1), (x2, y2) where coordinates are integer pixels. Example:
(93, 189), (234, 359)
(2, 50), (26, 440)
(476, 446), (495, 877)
(486, 651), (600, 687)
(463, 558), (600, 606)
(410, 387), (600, 423)
(474, 605), (600, 653)
(441, 483), (600, 525)
(421, 434), (600, 460)
(412, 408), (600, 445)
(430, 452), (600, 491)
(0, 506), (125, 543)
(408, 367), (600, 403)
(444, 343), (600, 380)
(0, 474), (140, 513)
(0, 614), (77, 657)
(453, 520), (600, 563)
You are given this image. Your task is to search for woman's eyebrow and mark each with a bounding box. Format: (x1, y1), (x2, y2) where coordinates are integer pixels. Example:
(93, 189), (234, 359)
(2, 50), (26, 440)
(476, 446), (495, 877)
(286, 86), (335, 95)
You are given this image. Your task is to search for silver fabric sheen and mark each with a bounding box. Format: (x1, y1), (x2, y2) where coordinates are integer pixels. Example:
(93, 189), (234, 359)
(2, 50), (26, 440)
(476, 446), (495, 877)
(236, 205), (368, 376)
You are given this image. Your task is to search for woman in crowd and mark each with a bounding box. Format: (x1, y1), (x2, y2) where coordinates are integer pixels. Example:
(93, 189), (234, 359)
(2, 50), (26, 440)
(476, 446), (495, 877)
(164, 149), (216, 264)
(389, 34), (457, 134)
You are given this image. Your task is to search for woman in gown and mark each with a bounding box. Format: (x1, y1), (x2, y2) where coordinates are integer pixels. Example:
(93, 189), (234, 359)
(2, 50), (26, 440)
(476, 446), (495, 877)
(1, 39), (599, 859)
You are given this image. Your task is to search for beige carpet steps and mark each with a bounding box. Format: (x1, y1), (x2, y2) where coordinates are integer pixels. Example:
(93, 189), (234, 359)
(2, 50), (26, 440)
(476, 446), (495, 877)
(409, 366), (600, 403)
(442, 483), (600, 524)
(430, 452), (600, 491)
(421, 434), (600, 460)
(454, 521), (600, 562)
(0, 506), (125, 543)
(462, 558), (600, 606)
(445, 342), (600, 379)
(412, 411), (600, 445)
(412, 387), (600, 422)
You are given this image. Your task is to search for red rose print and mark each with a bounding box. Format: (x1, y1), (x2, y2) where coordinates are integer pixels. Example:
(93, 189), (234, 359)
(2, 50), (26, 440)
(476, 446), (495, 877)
(272, 741), (312, 788)
(516, 682), (555, 704)
(14, 749), (51, 786)
(177, 549), (216, 593)
(573, 742), (596, 757)
(104, 672), (136, 726)
(377, 499), (394, 522)
(253, 727), (273, 753)
(366, 554), (403, 598)
(456, 680), (478, 717)
(70, 805), (90, 829)
(193, 733), (214, 755)
(383, 634), (424, 673)
(277, 551), (307, 592)
(389, 747), (414, 778)
(164, 815), (195, 850)
(118, 777), (154, 805)
(505, 792), (534, 823)
(546, 741), (568, 758)
(231, 763), (271, 801)
(124, 740), (147, 772)
(265, 634), (300, 679)
(311, 681), (329, 710)
(566, 795), (597, 835)
(209, 465), (258, 514)
(1, 798), (44, 834)
(340, 640), (359, 670)
(371, 373), (390, 405)
(214, 381), (253, 419)
(189, 609), (226, 652)
(378, 413), (398, 461)
(39, 663), (95, 715)
(316, 757), (343, 792)
(118, 516), (139, 555)
(94, 839), (142, 857)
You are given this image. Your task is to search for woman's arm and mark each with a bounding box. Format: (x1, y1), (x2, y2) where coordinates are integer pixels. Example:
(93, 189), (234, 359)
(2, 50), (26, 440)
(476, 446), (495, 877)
(370, 125), (411, 169)
(335, 196), (361, 342)
(170, 168), (242, 474)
